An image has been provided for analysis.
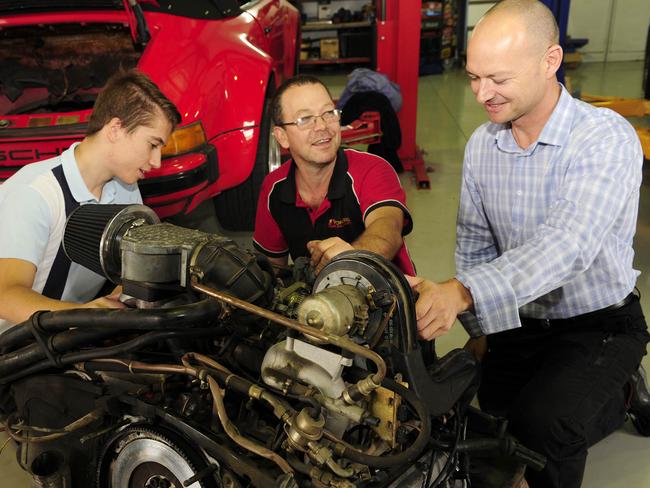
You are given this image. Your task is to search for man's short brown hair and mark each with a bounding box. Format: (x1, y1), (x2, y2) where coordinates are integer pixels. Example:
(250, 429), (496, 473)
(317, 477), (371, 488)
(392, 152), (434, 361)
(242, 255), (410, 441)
(86, 69), (181, 136)
(271, 75), (332, 126)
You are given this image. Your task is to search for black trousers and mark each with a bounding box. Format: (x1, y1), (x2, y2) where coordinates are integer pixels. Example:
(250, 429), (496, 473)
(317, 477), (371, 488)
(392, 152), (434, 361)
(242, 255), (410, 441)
(478, 296), (649, 488)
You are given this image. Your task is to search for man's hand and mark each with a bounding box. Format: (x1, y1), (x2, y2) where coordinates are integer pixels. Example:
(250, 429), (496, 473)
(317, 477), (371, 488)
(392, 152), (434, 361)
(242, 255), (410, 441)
(405, 276), (473, 340)
(83, 286), (126, 310)
(307, 237), (353, 274)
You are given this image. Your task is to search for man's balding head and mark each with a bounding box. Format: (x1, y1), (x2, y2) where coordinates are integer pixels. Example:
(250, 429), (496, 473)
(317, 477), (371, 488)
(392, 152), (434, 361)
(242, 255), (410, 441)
(466, 0), (563, 129)
(476, 0), (559, 55)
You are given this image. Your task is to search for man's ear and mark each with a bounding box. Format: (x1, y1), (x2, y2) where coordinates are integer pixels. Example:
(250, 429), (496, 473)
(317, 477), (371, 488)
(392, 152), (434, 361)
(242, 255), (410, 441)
(273, 126), (290, 150)
(105, 117), (124, 143)
(545, 44), (563, 78)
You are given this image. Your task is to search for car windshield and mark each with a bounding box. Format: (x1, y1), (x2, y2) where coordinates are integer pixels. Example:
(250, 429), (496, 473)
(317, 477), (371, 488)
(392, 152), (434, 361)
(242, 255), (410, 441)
(142, 0), (241, 19)
(0, 1), (123, 14)
(0, 1), (241, 20)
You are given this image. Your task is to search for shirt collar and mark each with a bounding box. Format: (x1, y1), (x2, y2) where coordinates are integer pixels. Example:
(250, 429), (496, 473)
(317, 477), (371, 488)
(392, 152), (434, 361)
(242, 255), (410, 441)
(61, 142), (117, 203)
(495, 83), (575, 154)
(279, 148), (349, 204)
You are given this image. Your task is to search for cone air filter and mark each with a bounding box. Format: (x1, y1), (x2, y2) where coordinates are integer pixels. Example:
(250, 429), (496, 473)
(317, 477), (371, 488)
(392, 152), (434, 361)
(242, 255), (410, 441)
(63, 204), (160, 283)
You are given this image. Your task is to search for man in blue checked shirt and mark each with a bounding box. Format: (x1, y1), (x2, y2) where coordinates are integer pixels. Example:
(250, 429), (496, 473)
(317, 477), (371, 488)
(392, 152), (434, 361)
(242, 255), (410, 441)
(406, 1), (649, 487)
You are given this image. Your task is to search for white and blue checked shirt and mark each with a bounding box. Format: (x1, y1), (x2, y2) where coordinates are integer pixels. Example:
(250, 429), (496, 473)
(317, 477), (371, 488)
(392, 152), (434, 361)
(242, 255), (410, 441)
(455, 84), (643, 336)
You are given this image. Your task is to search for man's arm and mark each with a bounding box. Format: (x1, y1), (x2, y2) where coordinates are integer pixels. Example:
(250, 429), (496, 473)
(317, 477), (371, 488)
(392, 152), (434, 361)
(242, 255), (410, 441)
(455, 149), (498, 273)
(252, 174), (291, 266)
(410, 126), (644, 338)
(353, 205), (404, 256)
(308, 206), (404, 273)
(0, 258), (125, 325)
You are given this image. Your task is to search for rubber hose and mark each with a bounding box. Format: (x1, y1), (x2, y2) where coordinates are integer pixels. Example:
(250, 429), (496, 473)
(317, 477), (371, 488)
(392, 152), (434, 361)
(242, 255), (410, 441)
(0, 328), (224, 384)
(0, 299), (222, 353)
(0, 328), (120, 376)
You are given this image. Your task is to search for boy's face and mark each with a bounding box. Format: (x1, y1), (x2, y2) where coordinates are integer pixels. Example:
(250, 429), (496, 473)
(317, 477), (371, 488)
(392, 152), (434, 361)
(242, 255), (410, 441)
(111, 108), (173, 185)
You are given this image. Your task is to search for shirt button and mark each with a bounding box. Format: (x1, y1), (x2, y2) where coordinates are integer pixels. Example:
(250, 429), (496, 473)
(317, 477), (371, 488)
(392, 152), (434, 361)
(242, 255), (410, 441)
(516, 190), (523, 196)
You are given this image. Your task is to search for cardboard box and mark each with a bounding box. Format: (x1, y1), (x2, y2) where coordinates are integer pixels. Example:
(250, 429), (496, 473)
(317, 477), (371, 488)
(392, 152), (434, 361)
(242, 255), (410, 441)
(320, 38), (339, 60)
(318, 5), (332, 20)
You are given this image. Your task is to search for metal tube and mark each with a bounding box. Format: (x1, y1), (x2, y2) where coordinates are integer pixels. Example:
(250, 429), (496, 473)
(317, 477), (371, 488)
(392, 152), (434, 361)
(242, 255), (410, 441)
(88, 358), (194, 376)
(181, 352), (232, 375)
(86, 357), (295, 475)
(183, 352), (294, 422)
(190, 277), (387, 386)
(207, 376), (293, 474)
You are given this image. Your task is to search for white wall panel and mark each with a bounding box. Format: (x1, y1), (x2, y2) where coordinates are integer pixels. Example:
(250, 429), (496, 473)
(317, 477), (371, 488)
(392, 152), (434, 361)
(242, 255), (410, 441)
(607, 0), (650, 61)
(568, 0), (649, 62)
(567, 0), (612, 62)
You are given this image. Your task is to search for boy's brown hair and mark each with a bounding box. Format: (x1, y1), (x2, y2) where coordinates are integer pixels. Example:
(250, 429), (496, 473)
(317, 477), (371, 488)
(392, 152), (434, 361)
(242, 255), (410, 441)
(87, 69), (181, 136)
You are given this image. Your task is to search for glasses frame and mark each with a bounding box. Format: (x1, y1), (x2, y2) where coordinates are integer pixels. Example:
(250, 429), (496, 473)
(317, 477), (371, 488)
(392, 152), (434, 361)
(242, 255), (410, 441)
(278, 108), (343, 130)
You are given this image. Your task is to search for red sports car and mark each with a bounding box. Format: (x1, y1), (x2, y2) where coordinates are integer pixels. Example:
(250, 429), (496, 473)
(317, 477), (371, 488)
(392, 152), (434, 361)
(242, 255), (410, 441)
(0, 0), (300, 230)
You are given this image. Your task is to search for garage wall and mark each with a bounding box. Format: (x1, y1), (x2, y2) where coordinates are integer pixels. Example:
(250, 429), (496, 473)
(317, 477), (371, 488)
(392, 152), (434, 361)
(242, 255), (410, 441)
(568, 0), (650, 62)
(466, 0), (650, 62)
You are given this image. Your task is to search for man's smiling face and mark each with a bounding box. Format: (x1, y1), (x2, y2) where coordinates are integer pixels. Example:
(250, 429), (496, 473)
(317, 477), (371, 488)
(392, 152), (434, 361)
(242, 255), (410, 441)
(273, 83), (342, 169)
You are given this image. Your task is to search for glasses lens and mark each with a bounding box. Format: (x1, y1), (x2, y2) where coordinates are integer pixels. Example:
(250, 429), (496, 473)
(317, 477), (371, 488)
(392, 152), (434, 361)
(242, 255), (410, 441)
(295, 115), (315, 128)
(293, 110), (341, 129)
(322, 110), (338, 122)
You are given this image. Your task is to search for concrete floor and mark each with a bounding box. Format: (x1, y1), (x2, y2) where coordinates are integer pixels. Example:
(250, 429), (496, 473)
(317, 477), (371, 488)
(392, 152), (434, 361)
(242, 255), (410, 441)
(1, 60), (648, 487)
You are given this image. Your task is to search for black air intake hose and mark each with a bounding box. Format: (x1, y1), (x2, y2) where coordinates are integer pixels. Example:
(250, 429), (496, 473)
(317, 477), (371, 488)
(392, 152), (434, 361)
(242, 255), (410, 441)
(191, 240), (273, 308)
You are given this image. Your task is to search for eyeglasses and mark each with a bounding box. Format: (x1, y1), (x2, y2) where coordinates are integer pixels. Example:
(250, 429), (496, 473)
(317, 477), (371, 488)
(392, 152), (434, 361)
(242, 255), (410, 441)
(279, 109), (342, 130)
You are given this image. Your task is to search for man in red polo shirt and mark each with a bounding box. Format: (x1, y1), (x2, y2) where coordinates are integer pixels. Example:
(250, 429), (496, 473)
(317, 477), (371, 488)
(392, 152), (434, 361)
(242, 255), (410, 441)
(253, 75), (415, 275)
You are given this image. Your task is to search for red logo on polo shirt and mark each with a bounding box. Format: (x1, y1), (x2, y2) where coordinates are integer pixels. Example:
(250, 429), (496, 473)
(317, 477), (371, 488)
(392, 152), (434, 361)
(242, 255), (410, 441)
(328, 217), (352, 229)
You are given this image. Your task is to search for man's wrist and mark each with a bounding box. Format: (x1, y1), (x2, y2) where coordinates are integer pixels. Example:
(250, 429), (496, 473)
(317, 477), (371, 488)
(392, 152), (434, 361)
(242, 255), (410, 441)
(448, 278), (474, 314)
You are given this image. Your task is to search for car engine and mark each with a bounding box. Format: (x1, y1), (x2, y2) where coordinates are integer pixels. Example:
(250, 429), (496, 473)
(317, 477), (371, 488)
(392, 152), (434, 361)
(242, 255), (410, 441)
(0, 204), (545, 488)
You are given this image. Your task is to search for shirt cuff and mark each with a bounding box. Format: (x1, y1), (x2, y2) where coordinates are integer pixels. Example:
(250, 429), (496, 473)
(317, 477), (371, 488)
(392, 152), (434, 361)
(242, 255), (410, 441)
(456, 262), (522, 334)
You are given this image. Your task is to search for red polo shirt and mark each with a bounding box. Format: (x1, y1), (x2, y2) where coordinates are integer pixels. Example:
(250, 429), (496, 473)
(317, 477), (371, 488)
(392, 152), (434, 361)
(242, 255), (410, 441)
(253, 148), (415, 275)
